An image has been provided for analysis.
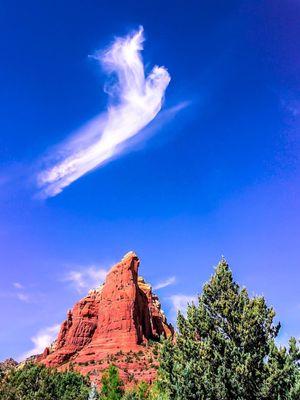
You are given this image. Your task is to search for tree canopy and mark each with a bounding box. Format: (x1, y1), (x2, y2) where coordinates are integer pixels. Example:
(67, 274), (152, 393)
(159, 259), (300, 400)
(0, 363), (91, 400)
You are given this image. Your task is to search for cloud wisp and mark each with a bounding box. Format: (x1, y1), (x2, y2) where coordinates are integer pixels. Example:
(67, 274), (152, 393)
(38, 26), (171, 197)
(63, 265), (107, 294)
(13, 282), (24, 289)
(168, 294), (198, 321)
(20, 324), (60, 361)
(12, 281), (30, 302)
(16, 292), (30, 302)
(153, 276), (176, 290)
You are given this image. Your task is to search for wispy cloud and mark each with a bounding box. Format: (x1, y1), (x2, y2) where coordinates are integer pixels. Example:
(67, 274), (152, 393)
(63, 265), (107, 293)
(168, 294), (197, 321)
(154, 276), (176, 290)
(37, 26), (172, 197)
(20, 324), (60, 361)
(16, 292), (30, 302)
(13, 282), (24, 289)
(12, 281), (30, 302)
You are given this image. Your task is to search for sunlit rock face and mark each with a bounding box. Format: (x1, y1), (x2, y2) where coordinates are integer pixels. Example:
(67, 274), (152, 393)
(38, 252), (173, 386)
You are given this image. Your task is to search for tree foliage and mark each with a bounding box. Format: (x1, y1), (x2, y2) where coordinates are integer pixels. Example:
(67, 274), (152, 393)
(0, 363), (91, 400)
(159, 259), (300, 400)
(122, 381), (168, 400)
(100, 365), (124, 400)
(122, 382), (149, 400)
(262, 337), (300, 399)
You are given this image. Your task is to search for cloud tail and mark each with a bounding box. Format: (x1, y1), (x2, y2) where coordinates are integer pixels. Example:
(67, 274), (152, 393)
(38, 26), (171, 197)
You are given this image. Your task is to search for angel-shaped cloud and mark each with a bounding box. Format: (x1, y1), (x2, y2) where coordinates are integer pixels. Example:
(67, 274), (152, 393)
(38, 27), (171, 197)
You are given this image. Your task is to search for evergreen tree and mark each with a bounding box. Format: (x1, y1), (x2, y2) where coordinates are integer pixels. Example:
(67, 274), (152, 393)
(262, 337), (300, 400)
(159, 259), (283, 400)
(100, 365), (124, 400)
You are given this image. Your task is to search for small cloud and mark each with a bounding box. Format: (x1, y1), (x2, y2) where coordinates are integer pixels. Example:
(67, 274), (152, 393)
(168, 294), (198, 321)
(16, 293), (30, 302)
(153, 276), (176, 290)
(12, 282), (31, 302)
(19, 324), (60, 361)
(13, 282), (24, 289)
(63, 266), (107, 293)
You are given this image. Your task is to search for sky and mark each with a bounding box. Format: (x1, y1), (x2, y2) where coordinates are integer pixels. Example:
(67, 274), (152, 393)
(0, 0), (299, 361)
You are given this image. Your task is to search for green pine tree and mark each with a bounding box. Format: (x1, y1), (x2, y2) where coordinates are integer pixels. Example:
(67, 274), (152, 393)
(262, 337), (300, 399)
(159, 259), (286, 400)
(100, 365), (124, 400)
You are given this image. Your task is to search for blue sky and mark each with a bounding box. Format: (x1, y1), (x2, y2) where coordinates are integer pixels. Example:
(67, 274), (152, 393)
(0, 0), (299, 360)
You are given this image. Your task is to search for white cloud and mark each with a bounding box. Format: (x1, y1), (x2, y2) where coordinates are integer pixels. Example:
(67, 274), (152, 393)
(153, 276), (176, 290)
(169, 294), (198, 321)
(38, 26), (172, 197)
(19, 324), (60, 361)
(16, 292), (30, 302)
(13, 282), (24, 289)
(63, 266), (107, 293)
(12, 281), (31, 302)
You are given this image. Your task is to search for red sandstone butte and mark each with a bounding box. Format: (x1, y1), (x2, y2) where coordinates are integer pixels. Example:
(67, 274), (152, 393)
(38, 252), (174, 386)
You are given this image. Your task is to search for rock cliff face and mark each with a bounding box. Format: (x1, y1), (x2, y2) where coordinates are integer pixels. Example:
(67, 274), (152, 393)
(39, 252), (173, 386)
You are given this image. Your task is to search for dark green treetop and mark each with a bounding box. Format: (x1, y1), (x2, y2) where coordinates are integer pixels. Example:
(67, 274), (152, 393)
(159, 259), (300, 400)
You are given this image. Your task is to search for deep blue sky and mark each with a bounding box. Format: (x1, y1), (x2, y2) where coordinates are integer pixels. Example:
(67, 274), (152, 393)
(0, 0), (299, 360)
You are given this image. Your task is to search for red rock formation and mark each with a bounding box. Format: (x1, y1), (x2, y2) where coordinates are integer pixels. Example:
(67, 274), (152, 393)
(39, 252), (173, 386)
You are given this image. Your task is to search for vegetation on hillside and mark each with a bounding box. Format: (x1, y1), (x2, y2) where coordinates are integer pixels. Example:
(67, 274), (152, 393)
(1, 259), (299, 399)
(0, 363), (90, 400)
